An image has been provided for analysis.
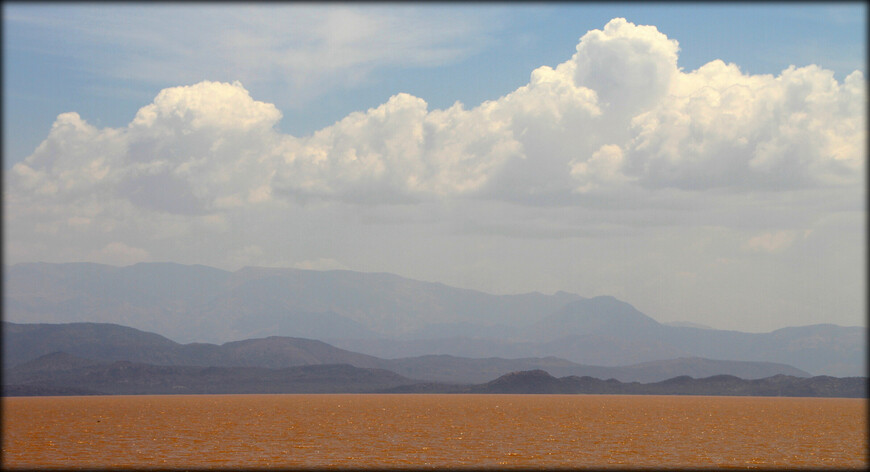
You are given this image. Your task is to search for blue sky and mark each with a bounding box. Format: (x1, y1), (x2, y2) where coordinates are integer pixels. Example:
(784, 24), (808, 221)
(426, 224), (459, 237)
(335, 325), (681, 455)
(2, 3), (866, 332)
(4, 3), (865, 167)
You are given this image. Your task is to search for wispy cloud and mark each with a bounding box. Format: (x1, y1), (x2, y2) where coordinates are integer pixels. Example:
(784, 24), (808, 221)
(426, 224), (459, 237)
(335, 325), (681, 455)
(5, 4), (497, 106)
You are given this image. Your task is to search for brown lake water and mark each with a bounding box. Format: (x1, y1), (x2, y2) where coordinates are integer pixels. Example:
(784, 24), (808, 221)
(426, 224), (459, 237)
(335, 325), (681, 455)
(2, 394), (867, 469)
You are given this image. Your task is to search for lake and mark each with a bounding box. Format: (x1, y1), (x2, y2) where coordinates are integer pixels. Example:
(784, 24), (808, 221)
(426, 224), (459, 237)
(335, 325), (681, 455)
(3, 394), (866, 469)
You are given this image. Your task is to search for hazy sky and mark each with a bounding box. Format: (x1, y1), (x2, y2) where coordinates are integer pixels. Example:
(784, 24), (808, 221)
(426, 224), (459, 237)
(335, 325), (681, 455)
(3, 3), (866, 332)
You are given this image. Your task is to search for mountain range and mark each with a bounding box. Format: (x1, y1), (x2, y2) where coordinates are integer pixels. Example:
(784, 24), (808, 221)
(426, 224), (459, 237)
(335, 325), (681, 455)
(462, 370), (866, 397)
(5, 349), (863, 398)
(4, 262), (866, 377)
(3, 321), (811, 385)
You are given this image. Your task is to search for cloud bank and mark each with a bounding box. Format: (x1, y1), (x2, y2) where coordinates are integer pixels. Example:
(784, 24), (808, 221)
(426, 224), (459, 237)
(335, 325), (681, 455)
(6, 18), (865, 274)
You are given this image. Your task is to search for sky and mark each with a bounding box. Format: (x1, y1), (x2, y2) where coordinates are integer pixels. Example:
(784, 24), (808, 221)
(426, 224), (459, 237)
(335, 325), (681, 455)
(3, 3), (866, 332)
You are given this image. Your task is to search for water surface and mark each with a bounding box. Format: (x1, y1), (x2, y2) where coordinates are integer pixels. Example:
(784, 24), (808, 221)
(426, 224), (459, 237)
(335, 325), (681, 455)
(3, 394), (866, 469)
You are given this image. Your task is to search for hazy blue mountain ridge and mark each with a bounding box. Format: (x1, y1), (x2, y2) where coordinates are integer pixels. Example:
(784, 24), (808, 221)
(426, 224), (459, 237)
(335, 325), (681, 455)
(4, 262), (865, 376)
(5, 262), (582, 342)
(527, 296), (665, 341)
(3, 321), (811, 384)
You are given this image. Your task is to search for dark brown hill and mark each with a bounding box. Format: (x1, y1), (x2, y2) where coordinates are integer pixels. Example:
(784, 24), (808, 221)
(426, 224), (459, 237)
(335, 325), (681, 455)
(3, 321), (384, 369)
(379, 354), (810, 384)
(473, 370), (867, 398)
(5, 352), (415, 395)
(3, 321), (182, 367)
(469, 369), (569, 394)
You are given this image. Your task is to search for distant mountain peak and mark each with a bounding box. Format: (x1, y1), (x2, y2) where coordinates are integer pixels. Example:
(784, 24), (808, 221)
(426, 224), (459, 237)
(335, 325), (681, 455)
(528, 296), (662, 341)
(477, 369), (566, 394)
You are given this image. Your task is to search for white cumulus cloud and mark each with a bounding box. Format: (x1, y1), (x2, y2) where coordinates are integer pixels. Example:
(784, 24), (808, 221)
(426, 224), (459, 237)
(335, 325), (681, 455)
(623, 62), (866, 191)
(4, 18), (865, 269)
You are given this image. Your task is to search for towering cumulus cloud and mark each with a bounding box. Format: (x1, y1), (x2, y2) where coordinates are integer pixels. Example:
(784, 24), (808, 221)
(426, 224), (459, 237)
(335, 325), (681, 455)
(5, 18), (865, 270)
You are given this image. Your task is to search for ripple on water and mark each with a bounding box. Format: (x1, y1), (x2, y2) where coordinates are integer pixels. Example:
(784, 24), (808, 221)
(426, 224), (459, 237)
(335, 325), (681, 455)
(2, 394), (867, 469)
